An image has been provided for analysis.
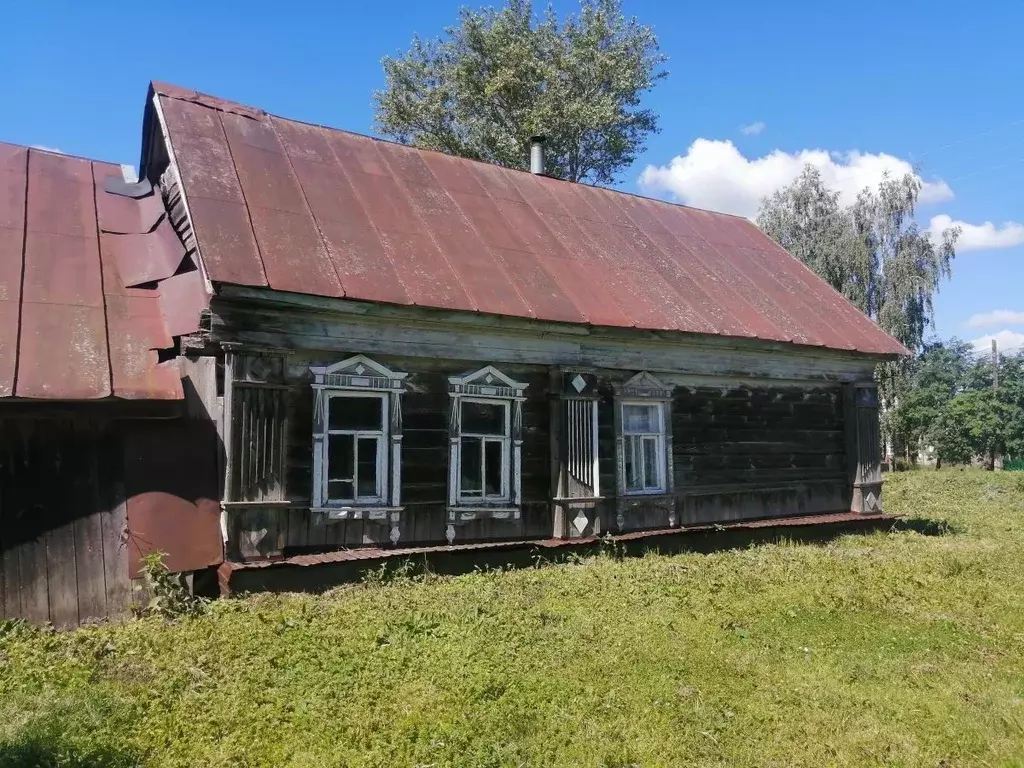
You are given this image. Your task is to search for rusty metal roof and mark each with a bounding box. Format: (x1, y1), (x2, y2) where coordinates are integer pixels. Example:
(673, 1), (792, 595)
(152, 82), (907, 357)
(0, 141), (206, 401)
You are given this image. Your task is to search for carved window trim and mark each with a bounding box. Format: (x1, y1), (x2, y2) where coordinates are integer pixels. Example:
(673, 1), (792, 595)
(613, 372), (674, 499)
(446, 366), (528, 541)
(310, 355), (407, 522)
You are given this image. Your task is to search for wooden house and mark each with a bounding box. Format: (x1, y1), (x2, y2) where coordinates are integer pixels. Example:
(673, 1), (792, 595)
(0, 82), (906, 624)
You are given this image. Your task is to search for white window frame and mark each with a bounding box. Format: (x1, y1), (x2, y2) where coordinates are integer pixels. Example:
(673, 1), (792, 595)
(456, 397), (512, 503)
(620, 400), (667, 495)
(310, 355), (407, 516)
(446, 366), (528, 520)
(323, 392), (388, 505)
(614, 371), (674, 500)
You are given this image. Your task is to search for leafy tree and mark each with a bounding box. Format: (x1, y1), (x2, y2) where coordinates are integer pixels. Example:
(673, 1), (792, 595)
(757, 167), (961, 455)
(898, 341), (1024, 469)
(374, 0), (667, 185)
(898, 340), (974, 467)
(757, 166), (960, 354)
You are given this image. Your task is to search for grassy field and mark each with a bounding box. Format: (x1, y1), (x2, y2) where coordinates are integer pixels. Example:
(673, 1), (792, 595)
(2, 470), (1024, 767)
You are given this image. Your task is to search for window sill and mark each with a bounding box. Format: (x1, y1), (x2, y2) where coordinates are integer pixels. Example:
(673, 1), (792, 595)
(312, 506), (404, 522)
(448, 505), (521, 523)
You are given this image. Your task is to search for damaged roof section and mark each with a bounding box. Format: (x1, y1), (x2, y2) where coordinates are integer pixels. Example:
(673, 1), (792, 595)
(0, 142), (208, 401)
(149, 81), (908, 358)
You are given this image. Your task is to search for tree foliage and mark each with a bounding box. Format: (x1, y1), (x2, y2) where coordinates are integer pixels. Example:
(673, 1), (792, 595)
(895, 340), (1024, 468)
(374, 0), (667, 185)
(756, 166), (959, 354)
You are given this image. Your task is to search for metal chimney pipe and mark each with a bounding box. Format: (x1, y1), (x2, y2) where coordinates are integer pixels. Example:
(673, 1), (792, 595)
(530, 136), (546, 175)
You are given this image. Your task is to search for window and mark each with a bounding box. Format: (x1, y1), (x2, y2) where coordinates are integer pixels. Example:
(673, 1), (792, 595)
(446, 366), (528, 514)
(325, 393), (387, 503)
(614, 372), (674, 500)
(458, 398), (510, 501)
(310, 356), (407, 513)
(621, 402), (665, 493)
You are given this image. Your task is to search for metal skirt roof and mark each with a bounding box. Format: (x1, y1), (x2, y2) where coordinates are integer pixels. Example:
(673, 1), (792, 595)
(153, 82), (906, 357)
(0, 141), (205, 401)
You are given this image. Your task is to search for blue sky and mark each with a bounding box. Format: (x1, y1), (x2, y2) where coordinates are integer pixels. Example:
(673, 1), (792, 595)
(2, 0), (1021, 350)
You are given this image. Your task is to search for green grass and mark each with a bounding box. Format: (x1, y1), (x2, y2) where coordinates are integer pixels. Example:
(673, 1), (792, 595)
(3, 470), (1024, 767)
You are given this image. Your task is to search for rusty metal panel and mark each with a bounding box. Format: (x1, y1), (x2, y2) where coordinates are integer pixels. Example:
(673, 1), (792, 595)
(488, 195), (629, 327)
(184, 195), (267, 286)
(559, 182), (708, 333)
(96, 189), (165, 235)
(273, 121), (410, 304)
(612, 193), (755, 339)
(375, 142), (531, 318)
(0, 146), (26, 398)
(157, 268), (208, 338)
(152, 86), (909, 357)
(17, 302), (111, 398)
(105, 216), (186, 287)
(105, 295), (181, 400)
(123, 421), (222, 577)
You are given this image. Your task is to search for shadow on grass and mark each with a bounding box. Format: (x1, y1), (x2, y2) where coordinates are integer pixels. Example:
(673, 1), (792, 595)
(0, 741), (140, 768)
(0, 728), (141, 768)
(231, 515), (905, 593)
(890, 517), (961, 536)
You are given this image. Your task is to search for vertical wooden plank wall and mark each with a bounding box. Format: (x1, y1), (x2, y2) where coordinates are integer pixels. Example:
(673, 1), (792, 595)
(0, 418), (133, 626)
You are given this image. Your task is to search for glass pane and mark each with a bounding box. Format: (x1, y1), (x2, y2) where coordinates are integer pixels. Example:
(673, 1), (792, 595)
(357, 437), (378, 497)
(328, 479), (354, 501)
(329, 395), (383, 431)
(643, 436), (660, 489)
(461, 401), (505, 435)
(328, 434), (354, 480)
(484, 440), (503, 496)
(622, 404), (658, 434)
(461, 437), (483, 495)
(625, 435), (642, 491)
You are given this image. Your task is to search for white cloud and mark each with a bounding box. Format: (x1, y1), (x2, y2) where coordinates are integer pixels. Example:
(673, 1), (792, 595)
(970, 329), (1024, 355)
(740, 121), (766, 136)
(928, 214), (1024, 252)
(638, 139), (954, 220)
(30, 144), (64, 154)
(966, 310), (1024, 330)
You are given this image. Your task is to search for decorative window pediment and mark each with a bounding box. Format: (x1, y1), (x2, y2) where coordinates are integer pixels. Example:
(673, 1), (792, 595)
(614, 371), (675, 513)
(311, 354), (408, 392)
(445, 365), (528, 543)
(310, 355), (407, 543)
(448, 365), (527, 399)
(615, 371), (673, 400)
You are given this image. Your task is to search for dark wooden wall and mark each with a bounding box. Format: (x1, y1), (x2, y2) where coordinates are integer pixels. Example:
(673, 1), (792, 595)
(0, 418), (130, 627)
(0, 415), (223, 628)
(231, 352), (851, 556)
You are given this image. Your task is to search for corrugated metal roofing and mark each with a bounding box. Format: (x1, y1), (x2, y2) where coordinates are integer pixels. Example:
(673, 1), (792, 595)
(0, 141), (206, 400)
(152, 82), (907, 357)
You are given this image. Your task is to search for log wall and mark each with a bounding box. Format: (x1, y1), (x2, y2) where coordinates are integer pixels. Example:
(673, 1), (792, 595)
(226, 351), (851, 556)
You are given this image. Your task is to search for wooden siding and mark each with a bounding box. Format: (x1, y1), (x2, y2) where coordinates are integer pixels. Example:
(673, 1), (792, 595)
(0, 415), (224, 627)
(224, 350), (855, 556)
(0, 418), (131, 627)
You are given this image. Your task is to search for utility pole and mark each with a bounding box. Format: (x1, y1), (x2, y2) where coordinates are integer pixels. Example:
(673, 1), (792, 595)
(993, 339), (1003, 470)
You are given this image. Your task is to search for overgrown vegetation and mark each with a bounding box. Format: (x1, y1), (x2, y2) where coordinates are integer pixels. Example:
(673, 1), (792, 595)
(890, 340), (1024, 468)
(3, 470), (1024, 766)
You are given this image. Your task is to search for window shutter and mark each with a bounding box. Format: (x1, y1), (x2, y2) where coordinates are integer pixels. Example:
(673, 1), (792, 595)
(226, 350), (290, 503)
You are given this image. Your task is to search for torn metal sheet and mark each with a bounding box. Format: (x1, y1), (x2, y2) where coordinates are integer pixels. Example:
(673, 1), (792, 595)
(0, 141), (210, 402)
(107, 215), (187, 287)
